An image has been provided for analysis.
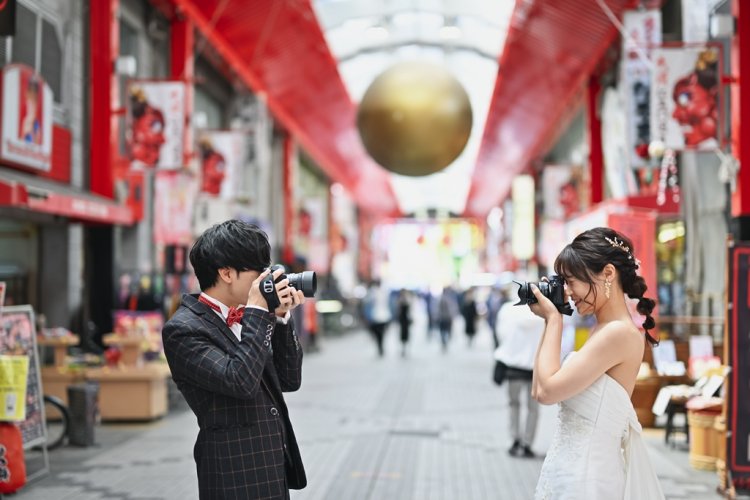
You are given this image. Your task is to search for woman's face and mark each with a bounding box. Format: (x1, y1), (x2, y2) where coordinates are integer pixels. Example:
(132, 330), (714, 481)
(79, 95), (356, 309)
(562, 273), (602, 316)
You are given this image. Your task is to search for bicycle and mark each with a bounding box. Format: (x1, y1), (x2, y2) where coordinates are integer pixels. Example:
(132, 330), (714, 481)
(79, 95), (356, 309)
(41, 395), (70, 450)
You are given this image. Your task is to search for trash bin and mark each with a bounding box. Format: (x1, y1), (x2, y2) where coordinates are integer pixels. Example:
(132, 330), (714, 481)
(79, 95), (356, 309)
(67, 382), (99, 447)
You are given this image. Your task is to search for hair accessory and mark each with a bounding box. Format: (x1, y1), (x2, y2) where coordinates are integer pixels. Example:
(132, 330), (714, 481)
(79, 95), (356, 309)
(605, 236), (641, 269)
(604, 236), (630, 253)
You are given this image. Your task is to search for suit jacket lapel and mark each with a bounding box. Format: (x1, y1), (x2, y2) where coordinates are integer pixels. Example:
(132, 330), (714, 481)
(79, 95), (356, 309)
(183, 294), (239, 345)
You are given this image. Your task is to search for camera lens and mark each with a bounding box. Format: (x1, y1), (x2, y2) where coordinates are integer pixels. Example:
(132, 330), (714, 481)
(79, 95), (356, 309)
(287, 271), (317, 297)
(513, 280), (536, 305)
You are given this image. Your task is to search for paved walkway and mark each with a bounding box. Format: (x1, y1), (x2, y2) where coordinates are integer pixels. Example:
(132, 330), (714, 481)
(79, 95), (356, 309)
(12, 321), (723, 500)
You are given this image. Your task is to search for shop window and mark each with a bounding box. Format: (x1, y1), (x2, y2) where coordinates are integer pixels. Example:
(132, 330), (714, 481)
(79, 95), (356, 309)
(11, 4), (36, 69)
(40, 19), (62, 101)
(10, 3), (64, 104)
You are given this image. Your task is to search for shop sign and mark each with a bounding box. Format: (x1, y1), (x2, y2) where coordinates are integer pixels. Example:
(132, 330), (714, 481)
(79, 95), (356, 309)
(622, 10), (661, 168)
(650, 46), (720, 151)
(195, 130), (249, 199)
(126, 80), (185, 169)
(727, 243), (750, 489)
(0, 65), (53, 172)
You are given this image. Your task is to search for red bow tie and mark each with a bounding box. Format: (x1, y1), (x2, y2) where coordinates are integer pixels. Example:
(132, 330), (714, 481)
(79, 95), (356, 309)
(199, 296), (245, 327)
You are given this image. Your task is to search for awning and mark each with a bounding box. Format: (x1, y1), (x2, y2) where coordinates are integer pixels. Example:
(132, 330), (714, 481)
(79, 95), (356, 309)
(0, 168), (134, 225)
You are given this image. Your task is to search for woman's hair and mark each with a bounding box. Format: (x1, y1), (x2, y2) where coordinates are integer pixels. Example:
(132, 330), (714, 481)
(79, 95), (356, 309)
(553, 227), (658, 345)
(189, 220), (271, 290)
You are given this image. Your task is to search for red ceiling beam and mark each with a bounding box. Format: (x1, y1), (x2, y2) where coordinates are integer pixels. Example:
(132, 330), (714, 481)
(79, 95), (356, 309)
(465, 0), (638, 218)
(169, 0), (401, 216)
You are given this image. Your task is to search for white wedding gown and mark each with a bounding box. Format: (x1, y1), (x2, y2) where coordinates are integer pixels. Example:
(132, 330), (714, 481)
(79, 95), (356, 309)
(534, 368), (666, 499)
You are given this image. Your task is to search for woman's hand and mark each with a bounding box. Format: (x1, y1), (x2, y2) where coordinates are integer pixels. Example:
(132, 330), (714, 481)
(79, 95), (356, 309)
(528, 279), (561, 320)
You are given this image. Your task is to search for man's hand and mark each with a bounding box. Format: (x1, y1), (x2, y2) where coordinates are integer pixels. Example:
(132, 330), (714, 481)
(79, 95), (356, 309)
(274, 277), (306, 318)
(246, 268), (277, 309)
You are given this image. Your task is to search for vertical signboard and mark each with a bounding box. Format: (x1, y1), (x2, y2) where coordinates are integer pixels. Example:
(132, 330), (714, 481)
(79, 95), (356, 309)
(727, 242), (750, 492)
(622, 10), (661, 168)
(650, 46), (720, 151)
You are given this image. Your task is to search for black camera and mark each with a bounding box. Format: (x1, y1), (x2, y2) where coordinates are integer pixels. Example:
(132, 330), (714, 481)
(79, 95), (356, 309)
(513, 275), (573, 316)
(260, 264), (317, 310)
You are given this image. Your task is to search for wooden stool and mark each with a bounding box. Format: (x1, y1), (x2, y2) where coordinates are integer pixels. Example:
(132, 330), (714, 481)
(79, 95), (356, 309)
(665, 397), (689, 447)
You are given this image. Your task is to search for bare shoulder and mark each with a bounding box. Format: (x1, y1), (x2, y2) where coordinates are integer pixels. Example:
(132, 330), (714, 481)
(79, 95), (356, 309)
(590, 319), (642, 349)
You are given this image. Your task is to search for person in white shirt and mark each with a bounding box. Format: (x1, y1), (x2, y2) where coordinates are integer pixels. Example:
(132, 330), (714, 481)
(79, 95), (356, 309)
(494, 297), (545, 458)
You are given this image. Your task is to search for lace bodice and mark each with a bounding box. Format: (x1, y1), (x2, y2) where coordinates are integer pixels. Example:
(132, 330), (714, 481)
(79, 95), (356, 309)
(534, 371), (665, 500)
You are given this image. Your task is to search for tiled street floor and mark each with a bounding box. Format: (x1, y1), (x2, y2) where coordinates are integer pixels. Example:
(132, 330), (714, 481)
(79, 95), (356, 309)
(11, 321), (728, 500)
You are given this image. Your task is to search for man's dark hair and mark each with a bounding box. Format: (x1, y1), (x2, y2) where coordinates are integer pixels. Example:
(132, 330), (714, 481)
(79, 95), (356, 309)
(189, 220), (271, 290)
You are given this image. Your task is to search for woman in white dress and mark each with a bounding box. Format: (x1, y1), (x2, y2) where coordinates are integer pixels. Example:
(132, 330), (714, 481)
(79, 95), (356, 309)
(529, 227), (665, 500)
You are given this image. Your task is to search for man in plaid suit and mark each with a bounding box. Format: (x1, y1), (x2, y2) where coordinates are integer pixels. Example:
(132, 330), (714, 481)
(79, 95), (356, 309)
(163, 220), (307, 499)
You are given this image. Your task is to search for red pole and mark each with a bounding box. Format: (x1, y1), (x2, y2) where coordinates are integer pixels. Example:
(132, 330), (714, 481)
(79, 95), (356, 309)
(732, 0), (750, 229)
(170, 15), (194, 167)
(282, 134), (295, 264)
(89, 0), (119, 198)
(587, 76), (604, 205)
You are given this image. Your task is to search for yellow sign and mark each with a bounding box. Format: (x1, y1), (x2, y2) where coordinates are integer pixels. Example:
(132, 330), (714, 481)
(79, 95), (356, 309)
(0, 355), (29, 421)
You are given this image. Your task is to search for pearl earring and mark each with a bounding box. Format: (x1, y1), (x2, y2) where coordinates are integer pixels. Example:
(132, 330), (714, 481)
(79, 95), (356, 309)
(604, 280), (611, 299)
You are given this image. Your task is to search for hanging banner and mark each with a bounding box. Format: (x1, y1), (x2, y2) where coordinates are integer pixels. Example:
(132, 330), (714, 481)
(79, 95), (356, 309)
(0, 65), (53, 171)
(511, 175), (534, 261)
(622, 10), (662, 168)
(153, 171), (198, 245)
(650, 46), (720, 151)
(727, 243), (750, 492)
(196, 130), (248, 199)
(126, 81), (185, 169)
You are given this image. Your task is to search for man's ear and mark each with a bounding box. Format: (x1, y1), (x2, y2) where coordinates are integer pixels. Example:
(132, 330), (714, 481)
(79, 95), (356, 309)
(217, 267), (234, 284)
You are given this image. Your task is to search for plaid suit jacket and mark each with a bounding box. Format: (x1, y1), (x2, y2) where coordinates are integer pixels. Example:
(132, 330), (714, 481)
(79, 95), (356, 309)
(162, 294), (306, 500)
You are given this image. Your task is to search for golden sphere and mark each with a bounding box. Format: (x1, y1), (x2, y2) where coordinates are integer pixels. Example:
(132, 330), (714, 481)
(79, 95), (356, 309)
(357, 62), (473, 176)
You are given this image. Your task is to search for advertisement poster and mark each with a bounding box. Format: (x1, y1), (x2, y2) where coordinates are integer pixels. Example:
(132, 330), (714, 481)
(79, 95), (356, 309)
(196, 130), (248, 199)
(727, 243), (750, 491)
(0, 65), (53, 171)
(0, 305), (45, 448)
(0, 355), (29, 421)
(622, 10), (661, 168)
(650, 46), (720, 150)
(126, 80), (185, 169)
(154, 171), (198, 245)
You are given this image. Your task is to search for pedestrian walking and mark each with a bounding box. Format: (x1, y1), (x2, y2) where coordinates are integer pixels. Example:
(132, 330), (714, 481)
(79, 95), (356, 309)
(461, 287), (479, 346)
(363, 280), (392, 357)
(436, 286), (458, 352)
(397, 289), (412, 357)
